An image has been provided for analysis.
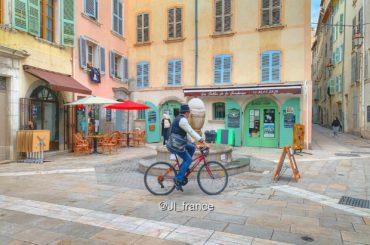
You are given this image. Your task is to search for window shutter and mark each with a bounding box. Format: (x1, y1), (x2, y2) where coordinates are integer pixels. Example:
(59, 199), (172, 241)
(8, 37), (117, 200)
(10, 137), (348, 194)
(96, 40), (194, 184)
(167, 60), (174, 85)
(110, 50), (115, 77)
(61, 0), (75, 47)
(143, 63), (149, 87)
(137, 14), (143, 42)
(215, 0), (223, 32)
(175, 60), (182, 85)
(28, 0), (40, 36)
(79, 36), (87, 69)
(118, 1), (123, 35)
(351, 55), (356, 83)
(271, 51), (280, 81)
(85, 0), (96, 18)
(12, 0), (28, 32)
(223, 55), (232, 83)
(224, 0), (232, 32)
(98, 45), (105, 74)
(143, 14), (149, 42)
(272, 0), (281, 25)
(137, 63), (143, 87)
(330, 79), (336, 95)
(123, 57), (128, 80)
(113, 0), (118, 33)
(168, 9), (174, 38)
(261, 52), (270, 82)
(175, 8), (182, 38)
(261, 0), (270, 26)
(340, 14), (344, 33)
(214, 56), (222, 84)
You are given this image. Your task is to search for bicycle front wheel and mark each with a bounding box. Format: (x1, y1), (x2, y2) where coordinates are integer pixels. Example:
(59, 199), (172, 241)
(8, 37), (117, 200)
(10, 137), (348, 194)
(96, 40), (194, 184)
(197, 161), (228, 195)
(144, 162), (177, 195)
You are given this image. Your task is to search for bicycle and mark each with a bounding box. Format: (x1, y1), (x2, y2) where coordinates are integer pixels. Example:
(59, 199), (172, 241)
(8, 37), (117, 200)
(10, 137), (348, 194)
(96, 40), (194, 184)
(144, 146), (228, 195)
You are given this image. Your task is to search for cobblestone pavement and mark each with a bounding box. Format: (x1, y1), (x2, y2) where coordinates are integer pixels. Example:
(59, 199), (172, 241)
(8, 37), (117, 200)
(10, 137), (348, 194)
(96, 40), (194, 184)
(0, 125), (370, 244)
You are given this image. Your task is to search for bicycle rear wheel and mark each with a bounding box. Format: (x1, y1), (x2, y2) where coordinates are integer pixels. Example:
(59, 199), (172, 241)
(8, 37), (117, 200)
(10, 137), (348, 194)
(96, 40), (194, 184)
(197, 161), (228, 195)
(144, 162), (177, 195)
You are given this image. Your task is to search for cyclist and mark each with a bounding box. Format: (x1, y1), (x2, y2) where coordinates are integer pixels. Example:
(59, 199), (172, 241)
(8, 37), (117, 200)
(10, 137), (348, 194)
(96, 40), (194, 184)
(166, 104), (208, 191)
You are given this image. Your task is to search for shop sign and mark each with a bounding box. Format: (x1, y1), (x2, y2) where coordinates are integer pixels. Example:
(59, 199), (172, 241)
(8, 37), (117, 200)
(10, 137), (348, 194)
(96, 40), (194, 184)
(263, 109), (275, 138)
(227, 108), (240, 128)
(284, 113), (296, 128)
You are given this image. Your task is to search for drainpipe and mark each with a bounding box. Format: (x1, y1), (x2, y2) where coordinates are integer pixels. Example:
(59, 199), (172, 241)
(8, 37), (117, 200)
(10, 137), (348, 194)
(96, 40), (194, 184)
(341, 0), (347, 132)
(305, 80), (309, 150)
(361, 0), (366, 137)
(195, 0), (199, 87)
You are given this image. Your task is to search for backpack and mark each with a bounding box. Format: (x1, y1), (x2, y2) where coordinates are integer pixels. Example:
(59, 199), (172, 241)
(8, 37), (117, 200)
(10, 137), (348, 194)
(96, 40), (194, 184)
(164, 119), (171, 128)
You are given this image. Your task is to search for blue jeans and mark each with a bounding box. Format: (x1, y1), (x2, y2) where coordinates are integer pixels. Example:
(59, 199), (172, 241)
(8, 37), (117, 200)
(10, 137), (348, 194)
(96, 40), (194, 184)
(175, 143), (196, 182)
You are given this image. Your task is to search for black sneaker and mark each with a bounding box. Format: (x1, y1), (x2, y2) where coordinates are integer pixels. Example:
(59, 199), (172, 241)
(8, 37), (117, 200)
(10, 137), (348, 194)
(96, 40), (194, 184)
(173, 178), (184, 192)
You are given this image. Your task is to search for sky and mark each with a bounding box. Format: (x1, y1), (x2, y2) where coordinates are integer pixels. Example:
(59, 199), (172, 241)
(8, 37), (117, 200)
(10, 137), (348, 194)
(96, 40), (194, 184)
(312, 0), (321, 29)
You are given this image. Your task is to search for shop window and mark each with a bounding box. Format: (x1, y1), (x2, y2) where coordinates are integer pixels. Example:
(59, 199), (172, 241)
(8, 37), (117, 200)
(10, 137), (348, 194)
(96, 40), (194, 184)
(261, 0), (281, 27)
(84, 0), (98, 19)
(214, 54), (232, 84)
(138, 110), (145, 120)
(168, 7), (182, 39)
(0, 77), (6, 91)
(110, 50), (128, 81)
(213, 102), (225, 120)
(136, 62), (149, 88)
(215, 0), (232, 33)
(167, 60), (182, 86)
(249, 109), (260, 138)
(112, 0), (123, 36)
(137, 13), (149, 43)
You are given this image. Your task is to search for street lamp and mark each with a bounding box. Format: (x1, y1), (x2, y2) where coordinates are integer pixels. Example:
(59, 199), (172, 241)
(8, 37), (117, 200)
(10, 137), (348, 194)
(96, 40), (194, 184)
(353, 31), (364, 49)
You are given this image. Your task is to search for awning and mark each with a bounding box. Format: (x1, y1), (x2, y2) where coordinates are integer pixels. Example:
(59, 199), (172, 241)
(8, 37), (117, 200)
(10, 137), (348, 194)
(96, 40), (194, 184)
(183, 84), (302, 97)
(24, 65), (91, 95)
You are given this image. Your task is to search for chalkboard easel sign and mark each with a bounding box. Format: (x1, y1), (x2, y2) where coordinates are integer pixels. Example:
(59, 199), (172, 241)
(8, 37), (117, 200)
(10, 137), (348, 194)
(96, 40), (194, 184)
(227, 108), (240, 128)
(106, 108), (112, 122)
(272, 145), (301, 182)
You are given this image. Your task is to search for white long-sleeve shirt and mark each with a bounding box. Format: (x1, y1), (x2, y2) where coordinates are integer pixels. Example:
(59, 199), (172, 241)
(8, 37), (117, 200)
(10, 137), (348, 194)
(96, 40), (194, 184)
(179, 117), (203, 142)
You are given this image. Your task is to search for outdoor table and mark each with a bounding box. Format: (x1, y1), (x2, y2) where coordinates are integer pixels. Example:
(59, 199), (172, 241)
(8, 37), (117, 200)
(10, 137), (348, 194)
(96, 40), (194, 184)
(122, 132), (134, 147)
(88, 135), (105, 154)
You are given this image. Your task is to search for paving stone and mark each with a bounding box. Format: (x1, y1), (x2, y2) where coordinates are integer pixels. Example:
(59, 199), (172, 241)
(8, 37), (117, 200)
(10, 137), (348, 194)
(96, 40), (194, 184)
(341, 231), (370, 244)
(31, 216), (67, 230)
(91, 229), (143, 244)
(0, 235), (13, 245)
(364, 217), (370, 225)
(255, 199), (287, 208)
(12, 228), (63, 244)
(251, 237), (292, 245)
(136, 236), (185, 245)
(246, 217), (290, 232)
(272, 230), (343, 245)
(1, 212), (43, 225)
(224, 223), (273, 240)
(49, 235), (111, 245)
(319, 217), (355, 232)
(205, 212), (247, 225)
(161, 213), (192, 225)
(50, 221), (104, 239)
(281, 214), (319, 226)
(128, 205), (169, 221)
(353, 223), (370, 234)
(0, 220), (27, 236)
(336, 214), (365, 224)
(185, 217), (227, 231)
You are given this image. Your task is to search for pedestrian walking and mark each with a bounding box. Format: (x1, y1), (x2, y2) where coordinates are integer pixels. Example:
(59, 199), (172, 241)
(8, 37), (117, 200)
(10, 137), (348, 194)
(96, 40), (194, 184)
(161, 113), (171, 145)
(331, 117), (342, 137)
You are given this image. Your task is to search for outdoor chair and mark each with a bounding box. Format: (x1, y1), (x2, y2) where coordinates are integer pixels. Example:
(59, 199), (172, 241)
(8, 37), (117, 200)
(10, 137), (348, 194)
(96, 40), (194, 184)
(73, 134), (90, 155)
(102, 133), (119, 154)
(132, 129), (146, 147)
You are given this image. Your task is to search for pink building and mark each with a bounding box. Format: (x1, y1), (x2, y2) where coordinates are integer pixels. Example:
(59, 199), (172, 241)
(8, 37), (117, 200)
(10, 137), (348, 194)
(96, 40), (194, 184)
(72, 0), (129, 133)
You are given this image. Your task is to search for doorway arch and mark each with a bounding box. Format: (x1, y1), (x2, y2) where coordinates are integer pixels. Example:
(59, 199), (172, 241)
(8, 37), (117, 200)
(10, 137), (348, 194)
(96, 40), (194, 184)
(244, 97), (279, 148)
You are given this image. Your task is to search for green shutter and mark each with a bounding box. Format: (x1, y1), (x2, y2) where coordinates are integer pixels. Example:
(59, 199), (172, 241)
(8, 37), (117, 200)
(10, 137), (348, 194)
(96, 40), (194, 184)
(12, 0), (28, 32)
(61, 0), (75, 47)
(28, 0), (40, 36)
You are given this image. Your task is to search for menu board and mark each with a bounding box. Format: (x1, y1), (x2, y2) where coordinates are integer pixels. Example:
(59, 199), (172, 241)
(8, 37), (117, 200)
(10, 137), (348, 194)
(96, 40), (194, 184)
(148, 110), (157, 123)
(284, 113), (295, 128)
(263, 109), (275, 138)
(106, 109), (112, 122)
(227, 108), (240, 128)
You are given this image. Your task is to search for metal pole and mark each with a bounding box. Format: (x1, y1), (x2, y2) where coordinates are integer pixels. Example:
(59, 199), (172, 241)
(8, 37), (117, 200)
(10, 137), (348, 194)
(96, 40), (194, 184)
(341, 0), (347, 132)
(362, 0), (366, 136)
(195, 0), (199, 87)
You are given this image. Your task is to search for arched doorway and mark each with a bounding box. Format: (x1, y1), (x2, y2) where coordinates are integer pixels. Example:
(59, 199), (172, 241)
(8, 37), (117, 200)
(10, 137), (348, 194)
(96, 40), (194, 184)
(244, 97), (279, 148)
(30, 86), (59, 150)
(160, 100), (181, 121)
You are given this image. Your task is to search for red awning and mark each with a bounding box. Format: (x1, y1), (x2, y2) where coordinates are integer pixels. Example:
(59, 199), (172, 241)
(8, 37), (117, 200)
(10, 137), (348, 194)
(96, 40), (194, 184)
(24, 65), (91, 95)
(105, 100), (150, 110)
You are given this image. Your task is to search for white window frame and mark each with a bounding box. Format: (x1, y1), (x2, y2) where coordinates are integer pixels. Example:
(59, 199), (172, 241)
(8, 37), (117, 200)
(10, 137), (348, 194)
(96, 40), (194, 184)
(86, 41), (98, 69)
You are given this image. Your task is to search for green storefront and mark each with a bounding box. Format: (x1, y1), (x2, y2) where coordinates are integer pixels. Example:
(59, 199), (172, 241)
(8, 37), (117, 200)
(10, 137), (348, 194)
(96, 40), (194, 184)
(244, 98), (279, 148)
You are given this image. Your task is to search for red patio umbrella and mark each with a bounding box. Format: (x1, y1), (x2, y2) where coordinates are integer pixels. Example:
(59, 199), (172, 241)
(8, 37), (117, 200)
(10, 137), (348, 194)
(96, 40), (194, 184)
(105, 100), (151, 145)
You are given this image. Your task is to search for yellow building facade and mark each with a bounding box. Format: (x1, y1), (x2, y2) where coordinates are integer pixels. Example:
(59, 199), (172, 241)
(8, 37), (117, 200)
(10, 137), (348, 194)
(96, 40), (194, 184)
(127, 0), (312, 148)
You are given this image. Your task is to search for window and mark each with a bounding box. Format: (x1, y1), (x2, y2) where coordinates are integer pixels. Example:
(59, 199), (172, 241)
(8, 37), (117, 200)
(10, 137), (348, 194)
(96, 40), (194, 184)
(339, 14), (344, 33)
(352, 17), (356, 49)
(261, 51), (281, 82)
(215, 0), (232, 33)
(351, 53), (360, 83)
(138, 110), (145, 120)
(79, 36), (106, 74)
(168, 8), (182, 39)
(84, 0), (98, 19)
(261, 0), (281, 27)
(136, 62), (149, 88)
(137, 13), (149, 43)
(112, 0), (123, 35)
(336, 75), (342, 93)
(110, 50), (128, 81)
(213, 103), (225, 120)
(358, 7), (363, 34)
(329, 79), (336, 95)
(214, 55), (232, 84)
(167, 60), (182, 86)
